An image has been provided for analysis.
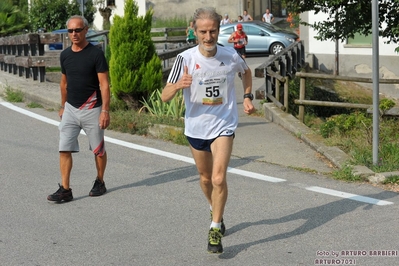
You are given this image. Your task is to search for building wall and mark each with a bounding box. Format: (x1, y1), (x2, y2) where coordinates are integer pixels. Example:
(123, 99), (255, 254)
(302, 11), (399, 98)
(93, 0), (146, 30)
(92, 0), (282, 30)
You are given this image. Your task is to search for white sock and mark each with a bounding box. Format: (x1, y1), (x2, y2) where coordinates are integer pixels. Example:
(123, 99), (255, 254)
(210, 221), (221, 229)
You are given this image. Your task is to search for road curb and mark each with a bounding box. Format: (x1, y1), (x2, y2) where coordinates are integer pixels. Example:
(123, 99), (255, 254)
(262, 102), (398, 183)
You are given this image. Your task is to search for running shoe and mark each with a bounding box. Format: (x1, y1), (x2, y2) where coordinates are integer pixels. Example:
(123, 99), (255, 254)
(207, 227), (223, 253)
(89, 178), (107, 196)
(210, 210), (226, 236)
(47, 184), (73, 202)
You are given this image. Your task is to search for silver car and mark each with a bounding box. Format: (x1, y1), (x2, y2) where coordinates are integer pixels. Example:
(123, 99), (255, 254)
(218, 21), (299, 55)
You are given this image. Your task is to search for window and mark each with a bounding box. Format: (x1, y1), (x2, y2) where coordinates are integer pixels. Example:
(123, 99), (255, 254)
(347, 33), (372, 46)
(107, 0), (115, 7)
(220, 26), (235, 35)
(246, 26), (269, 36)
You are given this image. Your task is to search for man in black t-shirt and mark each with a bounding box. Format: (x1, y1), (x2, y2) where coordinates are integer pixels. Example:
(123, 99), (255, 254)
(47, 15), (111, 203)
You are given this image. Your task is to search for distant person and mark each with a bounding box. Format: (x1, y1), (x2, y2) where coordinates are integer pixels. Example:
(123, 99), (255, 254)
(47, 15), (110, 203)
(228, 23), (248, 59)
(161, 7), (254, 254)
(262, 8), (274, 23)
(228, 23), (248, 79)
(186, 21), (196, 44)
(243, 10), (253, 21)
(237, 15), (244, 22)
(220, 13), (232, 25)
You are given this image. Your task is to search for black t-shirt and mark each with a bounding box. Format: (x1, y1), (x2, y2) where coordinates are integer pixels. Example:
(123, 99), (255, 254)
(60, 44), (108, 108)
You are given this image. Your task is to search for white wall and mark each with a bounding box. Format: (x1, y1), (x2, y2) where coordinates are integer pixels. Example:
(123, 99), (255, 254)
(93, 0), (147, 30)
(305, 11), (398, 57)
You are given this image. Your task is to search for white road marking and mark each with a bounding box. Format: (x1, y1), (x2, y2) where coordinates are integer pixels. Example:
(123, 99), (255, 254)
(1, 102), (394, 205)
(306, 186), (394, 206)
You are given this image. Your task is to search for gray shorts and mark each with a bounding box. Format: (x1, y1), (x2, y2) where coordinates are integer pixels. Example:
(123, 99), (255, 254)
(59, 102), (105, 156)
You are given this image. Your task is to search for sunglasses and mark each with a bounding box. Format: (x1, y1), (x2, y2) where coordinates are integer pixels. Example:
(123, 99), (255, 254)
(67, 27), (85, 33)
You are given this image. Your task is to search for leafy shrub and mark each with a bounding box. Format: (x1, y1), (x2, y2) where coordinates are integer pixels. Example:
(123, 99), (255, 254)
(140, 89), (185, 119)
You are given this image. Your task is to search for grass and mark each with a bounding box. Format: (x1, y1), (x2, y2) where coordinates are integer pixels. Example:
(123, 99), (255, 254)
(4, 86), (24, 102)
(383, 175), (399, 185)
(296, 76), (399, 180)
(151, 16), (188, 37)
(46, 67), (61, 72)
(108, 93), (186, 144)
(108, 109), (186, 144)
(27, 102), (43, 108)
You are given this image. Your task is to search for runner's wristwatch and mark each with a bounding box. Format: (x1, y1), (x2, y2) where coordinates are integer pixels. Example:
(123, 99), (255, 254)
(244, 93), (254, 100)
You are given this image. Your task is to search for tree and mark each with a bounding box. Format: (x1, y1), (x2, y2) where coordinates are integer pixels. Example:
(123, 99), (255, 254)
(287, 0), (399, 74)
(94, 0), (113, 30)
(109, 0), (162, 109)
(0, 0), (29, 36)
(29, 0), (96, 32)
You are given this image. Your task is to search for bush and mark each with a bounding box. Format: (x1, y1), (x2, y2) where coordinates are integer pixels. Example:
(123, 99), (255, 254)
(109, 0), (163, 110)
(140, 89), (185, 119)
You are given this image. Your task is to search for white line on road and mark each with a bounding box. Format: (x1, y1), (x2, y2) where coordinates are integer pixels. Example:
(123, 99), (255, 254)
(306, 186), (393, 206)
(1, 102), (393, 205)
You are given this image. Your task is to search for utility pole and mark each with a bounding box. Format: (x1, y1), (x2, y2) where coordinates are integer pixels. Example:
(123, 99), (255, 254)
(372, 0), (379, 165)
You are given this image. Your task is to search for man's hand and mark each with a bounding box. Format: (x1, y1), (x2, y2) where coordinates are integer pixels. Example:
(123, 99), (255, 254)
(243, 99), (255, 114)
(58, 107), (64, 119)
(178, 66), (192, 89)
(99, 111), (110, 129)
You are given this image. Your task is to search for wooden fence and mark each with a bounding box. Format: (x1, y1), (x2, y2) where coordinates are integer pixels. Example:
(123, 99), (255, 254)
(254, 41), (305, 111)
(253, 41), (399, 122)
(0, 27), (188, 83)
(294, 72), (399, 123)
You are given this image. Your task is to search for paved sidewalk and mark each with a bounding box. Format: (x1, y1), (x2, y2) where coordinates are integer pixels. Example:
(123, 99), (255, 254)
(0, 57), (337, 174)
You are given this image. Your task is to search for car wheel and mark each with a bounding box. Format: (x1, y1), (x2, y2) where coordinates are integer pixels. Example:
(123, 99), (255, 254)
(270, 43), (285, 55)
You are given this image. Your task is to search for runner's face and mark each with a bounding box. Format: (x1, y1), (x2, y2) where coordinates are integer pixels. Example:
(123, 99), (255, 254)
(67, 18), (88, 46)
(195, 18), (219, 53)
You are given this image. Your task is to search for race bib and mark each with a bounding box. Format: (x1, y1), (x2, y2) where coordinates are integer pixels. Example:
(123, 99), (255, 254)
(197, 76), (228, 105)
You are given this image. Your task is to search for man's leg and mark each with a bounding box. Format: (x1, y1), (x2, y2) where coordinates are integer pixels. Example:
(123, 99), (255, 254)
(190, 147), (213, 206)
(190, 136), (233, 223)
(190, 136), (233, 253)
(60, 151), (73, 189)
(95, 151), (107, 183)
(208, 136), (233, 223)
(47, 151), (74, 202)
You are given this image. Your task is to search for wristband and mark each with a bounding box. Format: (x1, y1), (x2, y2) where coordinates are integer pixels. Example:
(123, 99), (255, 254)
(101, 110), (109, 113)
(60, 106), (64, 109)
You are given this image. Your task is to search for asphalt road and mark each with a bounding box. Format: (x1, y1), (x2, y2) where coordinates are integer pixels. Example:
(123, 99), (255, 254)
(1, 91), (399, 265)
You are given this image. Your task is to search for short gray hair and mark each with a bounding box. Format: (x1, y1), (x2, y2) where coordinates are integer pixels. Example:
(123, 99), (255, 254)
(193, 7), (221, 30)
(66, 15), (89, 28)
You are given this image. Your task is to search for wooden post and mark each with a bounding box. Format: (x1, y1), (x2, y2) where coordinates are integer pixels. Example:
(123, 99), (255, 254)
(284, 76), (289, 112)
(298, 77), (306, 122)
(275, 79), (280, 102)
(275, 60), (280, 101)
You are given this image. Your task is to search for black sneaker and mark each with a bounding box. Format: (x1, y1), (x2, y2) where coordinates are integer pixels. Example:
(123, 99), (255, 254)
(89, 178), (106, 196)
(47, 184), (73, 202)
(210, 210), (226, 236)
(208, 227), (223, 254)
